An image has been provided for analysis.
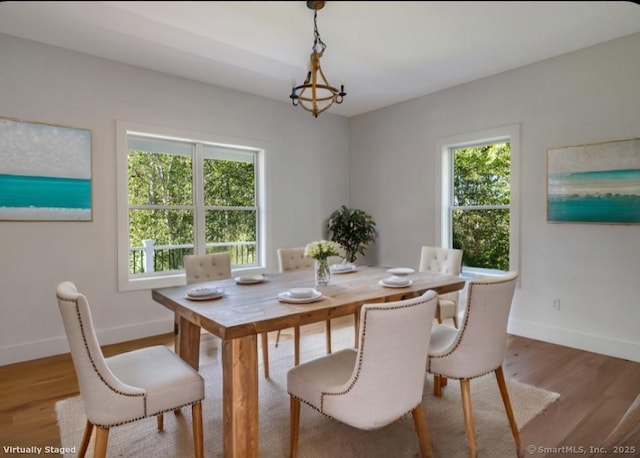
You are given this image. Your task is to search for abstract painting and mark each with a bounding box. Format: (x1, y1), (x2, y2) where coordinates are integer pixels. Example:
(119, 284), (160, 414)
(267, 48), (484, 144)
(0, 118), (92, 221)
(547, 138), (640, 224)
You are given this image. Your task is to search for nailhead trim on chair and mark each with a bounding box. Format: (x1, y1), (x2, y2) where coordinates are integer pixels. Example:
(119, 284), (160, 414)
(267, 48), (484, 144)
(427, 275), (516, 377)
(59, 292), (205, 429)
(319, 296), (435, 412)
(92, 400), (204, 429)
(58, 295), (148, 423)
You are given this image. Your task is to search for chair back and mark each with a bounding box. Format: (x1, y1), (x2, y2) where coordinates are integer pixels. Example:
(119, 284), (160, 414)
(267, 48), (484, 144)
(277, 247), (314, 272)
(55, 282), (145, 426)
(322, 290), (438, 430)
(184, 253), (232, 284)
(431, 272), (518, 378)
(419, 246), (463, 301)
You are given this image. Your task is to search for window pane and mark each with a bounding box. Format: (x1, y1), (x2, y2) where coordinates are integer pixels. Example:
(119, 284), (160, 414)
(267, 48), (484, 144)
(128, 209), (194, 274)
(205, 209), (256, 242)
(203, 158), (255, 207)
(128, 150), (193, 206)
(452, 208), (509, 271)
(205, 209), (257, 266)
(453, 143), (510, 206)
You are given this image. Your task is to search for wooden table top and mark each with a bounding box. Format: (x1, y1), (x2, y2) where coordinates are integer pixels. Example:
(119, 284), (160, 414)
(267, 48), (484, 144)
(152, 266), (465, 340)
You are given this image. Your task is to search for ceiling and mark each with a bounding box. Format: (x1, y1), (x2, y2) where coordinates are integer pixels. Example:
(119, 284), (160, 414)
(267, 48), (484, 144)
(1, 1), (639, 118)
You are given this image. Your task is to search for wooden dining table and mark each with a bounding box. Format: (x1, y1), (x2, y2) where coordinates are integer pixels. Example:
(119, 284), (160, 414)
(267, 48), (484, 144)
(151, 265), (465, 457)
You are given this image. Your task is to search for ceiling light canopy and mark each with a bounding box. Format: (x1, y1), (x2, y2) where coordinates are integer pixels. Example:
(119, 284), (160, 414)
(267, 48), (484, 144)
(290, 1), (346, 118)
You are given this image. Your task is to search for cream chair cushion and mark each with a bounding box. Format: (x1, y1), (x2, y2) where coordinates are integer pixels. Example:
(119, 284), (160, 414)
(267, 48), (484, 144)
(419, 246), (463, 327)
(428, 272), (518, 379)
(56, 281), (204, 428)
(288, 290), (438, 431)
(184, 253), (231, 284)
(277, 247), (314, 272)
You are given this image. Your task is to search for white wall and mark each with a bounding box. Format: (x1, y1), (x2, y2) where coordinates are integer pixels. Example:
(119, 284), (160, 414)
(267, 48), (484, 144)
(0, 35), (350, 365)
(349, 33), (640, 362)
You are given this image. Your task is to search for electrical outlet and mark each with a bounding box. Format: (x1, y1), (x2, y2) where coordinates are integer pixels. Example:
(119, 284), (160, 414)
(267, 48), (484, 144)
(552, 299), (561, 311)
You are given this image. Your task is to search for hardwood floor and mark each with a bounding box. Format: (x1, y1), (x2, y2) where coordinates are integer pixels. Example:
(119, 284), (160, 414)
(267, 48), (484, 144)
(1, 319), (639, 456)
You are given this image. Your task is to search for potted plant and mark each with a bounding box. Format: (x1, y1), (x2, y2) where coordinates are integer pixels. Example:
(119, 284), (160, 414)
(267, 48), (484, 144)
(327, 205), (377, 264)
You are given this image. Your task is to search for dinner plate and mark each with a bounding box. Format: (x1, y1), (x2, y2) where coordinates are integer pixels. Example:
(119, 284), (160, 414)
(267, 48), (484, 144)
(278, 290), (323, 304)
(187, 286), (223, 297)
(386, 267), (415, 276)
(378, 279), (413, 288)
(330, 263), (357, 274)
(186, 292), (224, 301)
(234, 274), (266, 285)
(186, 288), (225, 301)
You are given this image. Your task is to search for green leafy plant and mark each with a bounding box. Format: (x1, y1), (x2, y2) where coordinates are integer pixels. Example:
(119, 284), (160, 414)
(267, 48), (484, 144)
(327, 205), (377, 264)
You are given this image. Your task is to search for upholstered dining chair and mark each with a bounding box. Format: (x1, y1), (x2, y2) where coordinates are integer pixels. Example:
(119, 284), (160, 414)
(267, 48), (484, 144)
(287, 290), (439, 458)
(55, 281), (204, 458)
(276, 247), (333, 366)
(184, 252), (272, 379)
(427, 271), (520, 458)
(419, 246), (463, 328)
(184, 252), (232, 284)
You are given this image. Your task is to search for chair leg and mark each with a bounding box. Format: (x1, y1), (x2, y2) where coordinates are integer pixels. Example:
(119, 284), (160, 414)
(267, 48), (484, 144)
(495, 366), (522, 457)
(78, 420), (94, 458)
(460, 379), (477, 458)
(294, 326), (301, 366)
(275, 329), (282, 347)
(93, 426), (110, 458)
(325, 319), (332, 354)
(261, 332), (270, 379)
(411, 404), (433, 458)
(290, 396), (301, 458)
(192, 401), (204, 458)
(452, 315), (459, 329)
(157, 412), (164, 430)
(433, 375), (442, 397)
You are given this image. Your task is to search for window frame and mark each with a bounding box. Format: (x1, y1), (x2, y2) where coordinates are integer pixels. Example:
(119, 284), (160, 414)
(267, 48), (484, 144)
(116, 120), (267, 292)
(434, 124), (521, 275)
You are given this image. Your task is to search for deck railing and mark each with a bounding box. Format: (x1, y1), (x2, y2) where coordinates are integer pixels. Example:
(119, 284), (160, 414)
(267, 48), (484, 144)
(130, 240), (256, 274)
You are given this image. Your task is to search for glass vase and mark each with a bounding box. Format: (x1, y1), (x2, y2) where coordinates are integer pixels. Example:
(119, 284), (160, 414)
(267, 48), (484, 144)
(315, 258), (331, 287)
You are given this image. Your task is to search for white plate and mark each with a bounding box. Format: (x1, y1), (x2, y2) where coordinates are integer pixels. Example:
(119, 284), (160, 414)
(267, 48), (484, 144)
(187, 286), (223, 297)
(186, 288), (225, 301)
(386, 267), (415, 276)
(234, 275), (266, 285)
(379, 279), (413, 288)
(330, 263), (357, 274)
(278, 290), (323, 304)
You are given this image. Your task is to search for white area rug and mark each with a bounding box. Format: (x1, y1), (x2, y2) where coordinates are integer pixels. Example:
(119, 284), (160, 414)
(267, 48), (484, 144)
(56, 326), (559, 457)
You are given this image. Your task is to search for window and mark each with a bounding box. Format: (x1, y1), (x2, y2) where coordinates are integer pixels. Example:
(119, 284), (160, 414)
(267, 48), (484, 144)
(117, 121), (265, 291)
(436, 125), (520, 275)
(452, 142), (510, 270)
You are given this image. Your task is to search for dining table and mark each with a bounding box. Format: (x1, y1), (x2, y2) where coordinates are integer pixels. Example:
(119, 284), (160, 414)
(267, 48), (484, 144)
(151, 265), (465, 457)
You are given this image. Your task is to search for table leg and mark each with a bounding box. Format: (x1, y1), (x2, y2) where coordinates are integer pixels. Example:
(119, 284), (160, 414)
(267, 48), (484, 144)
(178, 316), (201, 370)
(222, 335), (259, 458)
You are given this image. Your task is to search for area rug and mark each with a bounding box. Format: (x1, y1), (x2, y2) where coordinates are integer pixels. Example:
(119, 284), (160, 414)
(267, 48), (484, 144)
(56, 326), (559, 457)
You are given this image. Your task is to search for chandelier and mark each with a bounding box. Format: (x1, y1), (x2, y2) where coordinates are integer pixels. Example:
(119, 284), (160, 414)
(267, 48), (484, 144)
(290, 1), (346, 118)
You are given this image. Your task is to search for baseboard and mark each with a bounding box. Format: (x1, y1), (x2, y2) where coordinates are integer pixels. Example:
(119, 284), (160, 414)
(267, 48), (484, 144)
(0, 318), (174, 366)
(508, 318), (640, 363)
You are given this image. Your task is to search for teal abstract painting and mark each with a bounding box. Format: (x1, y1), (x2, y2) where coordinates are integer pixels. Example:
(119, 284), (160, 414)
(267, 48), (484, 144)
(0, 118), (92, 221)
(547, 138), (640, 224)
